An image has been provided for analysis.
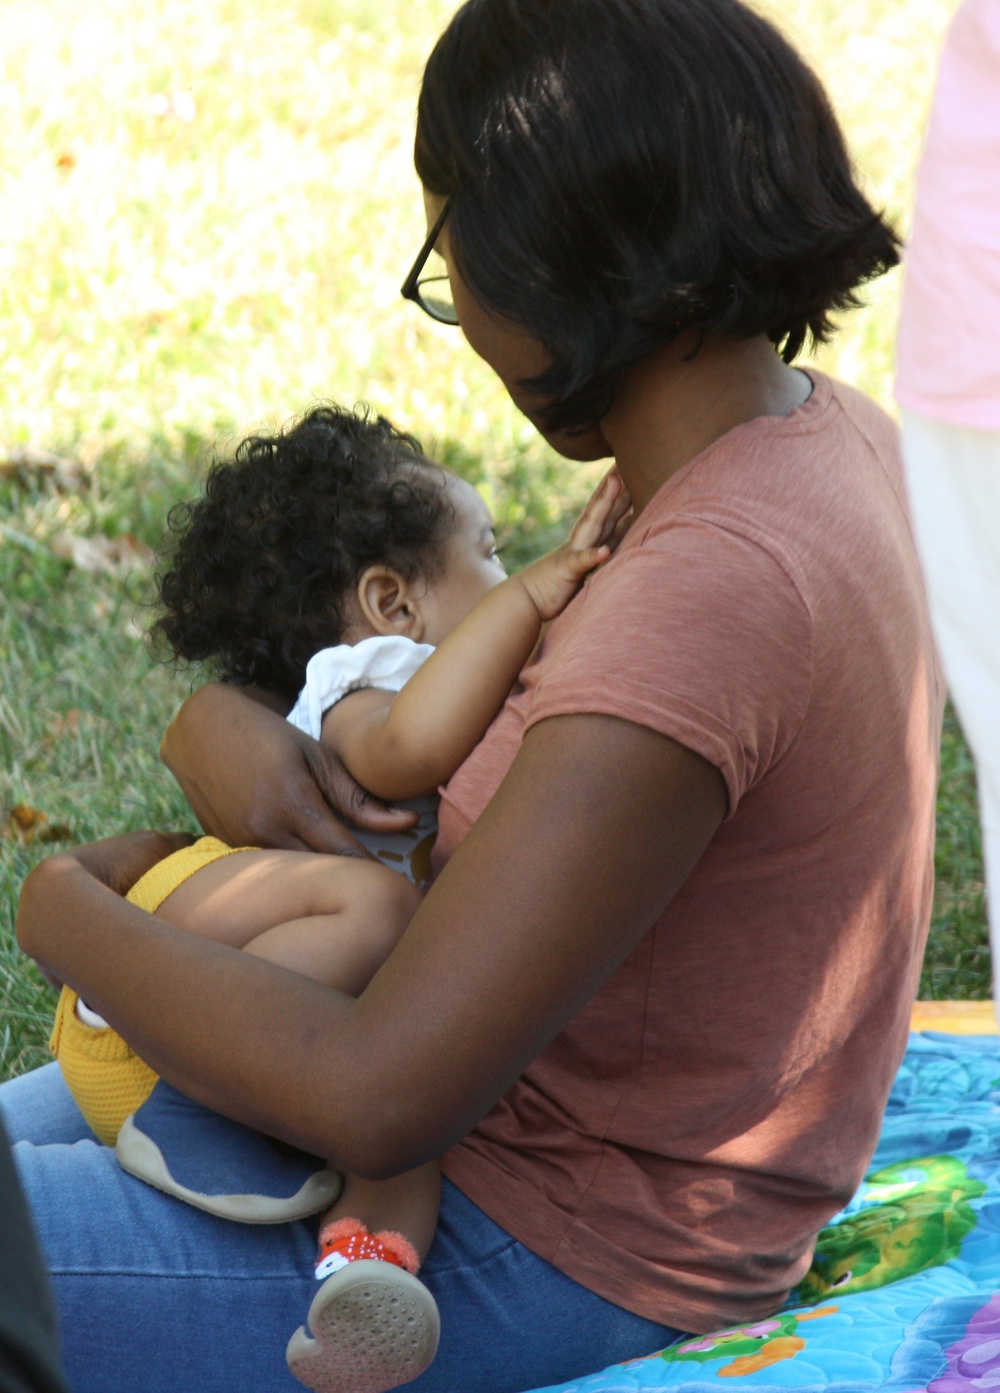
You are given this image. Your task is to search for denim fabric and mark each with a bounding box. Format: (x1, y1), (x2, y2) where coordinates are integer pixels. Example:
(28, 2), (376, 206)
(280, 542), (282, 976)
(0, 1064), (683, 1393)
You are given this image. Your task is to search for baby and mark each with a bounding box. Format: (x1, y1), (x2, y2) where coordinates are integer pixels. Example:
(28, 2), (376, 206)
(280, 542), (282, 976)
(46, 403), (627, 1393)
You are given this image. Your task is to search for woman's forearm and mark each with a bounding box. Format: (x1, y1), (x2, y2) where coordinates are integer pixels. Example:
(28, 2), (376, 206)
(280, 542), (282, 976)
(20, 715), (725, 1178)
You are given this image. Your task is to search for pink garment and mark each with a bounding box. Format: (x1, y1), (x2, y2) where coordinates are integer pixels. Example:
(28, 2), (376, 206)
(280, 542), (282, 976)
(895, 0), (1000, 429)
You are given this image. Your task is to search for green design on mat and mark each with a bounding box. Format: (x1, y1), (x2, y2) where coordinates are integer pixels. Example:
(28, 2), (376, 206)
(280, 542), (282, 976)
(650, 1307), (839, 1378)
(799, 1154), (986, 1301)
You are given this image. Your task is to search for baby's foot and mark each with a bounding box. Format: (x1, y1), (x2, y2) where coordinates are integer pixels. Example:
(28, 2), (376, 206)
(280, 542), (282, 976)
(286, 1219), (440, 1393)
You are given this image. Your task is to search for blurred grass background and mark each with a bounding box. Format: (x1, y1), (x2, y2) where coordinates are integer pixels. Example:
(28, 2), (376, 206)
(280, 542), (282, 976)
(0, 0), (986, 1080)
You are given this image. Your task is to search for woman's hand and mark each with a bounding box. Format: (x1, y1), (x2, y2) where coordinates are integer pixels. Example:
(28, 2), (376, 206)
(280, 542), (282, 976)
(160, 683), (418, 855)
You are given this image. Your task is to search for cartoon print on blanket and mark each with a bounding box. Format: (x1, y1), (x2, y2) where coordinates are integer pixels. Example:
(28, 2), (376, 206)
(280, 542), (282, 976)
(636, 1306), (840, 1378)
(615, 1154), (986, 1385)
(525, 1033), (1000, 1393)
(892, 1292), (1000, 1392)
(798, 1155), (987, 1302)
(931, 1292), (1000, 1390)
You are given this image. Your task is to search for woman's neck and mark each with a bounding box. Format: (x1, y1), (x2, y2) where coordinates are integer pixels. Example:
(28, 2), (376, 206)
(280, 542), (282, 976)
(601, 334), (812, 515)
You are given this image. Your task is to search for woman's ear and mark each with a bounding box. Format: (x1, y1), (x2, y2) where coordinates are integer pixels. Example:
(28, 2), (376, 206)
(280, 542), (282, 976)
(354, 566), (427, 641)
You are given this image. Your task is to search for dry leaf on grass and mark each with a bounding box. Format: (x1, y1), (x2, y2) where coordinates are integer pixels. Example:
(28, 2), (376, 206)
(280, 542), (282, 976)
(2, 803), (73, 845)
(45, 710), (82, 740)
(50, 531), (153, 575)
(0, 446), (86, 493)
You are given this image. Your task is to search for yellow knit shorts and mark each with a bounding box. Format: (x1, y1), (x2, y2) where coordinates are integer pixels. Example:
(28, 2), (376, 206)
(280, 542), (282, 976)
(49, 835), (250, 1145)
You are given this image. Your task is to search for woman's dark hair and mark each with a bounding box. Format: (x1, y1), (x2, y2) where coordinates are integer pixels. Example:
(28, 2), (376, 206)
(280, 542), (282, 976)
(151, 405), (452, 701)
(415, 0), (900, 433)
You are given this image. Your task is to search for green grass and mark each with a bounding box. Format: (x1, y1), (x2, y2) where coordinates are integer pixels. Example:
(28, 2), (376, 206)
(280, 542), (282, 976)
(922, 706), (989, 1000)
(0, 0), (988, 1080)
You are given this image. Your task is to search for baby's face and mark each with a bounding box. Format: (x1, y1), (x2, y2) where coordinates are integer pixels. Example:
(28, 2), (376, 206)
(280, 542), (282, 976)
(418, 475), (507, 645)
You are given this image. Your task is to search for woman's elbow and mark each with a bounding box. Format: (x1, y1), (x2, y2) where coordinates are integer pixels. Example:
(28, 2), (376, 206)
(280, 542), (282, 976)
(15, 857), (61, 960)
(309, 1097), (450, 1180)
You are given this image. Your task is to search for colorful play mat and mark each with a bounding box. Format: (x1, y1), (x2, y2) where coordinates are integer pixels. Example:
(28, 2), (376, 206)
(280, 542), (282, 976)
(530, 1003), (1000, 1393)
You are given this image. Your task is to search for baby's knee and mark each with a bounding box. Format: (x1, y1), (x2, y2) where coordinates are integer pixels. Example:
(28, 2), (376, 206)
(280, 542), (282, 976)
(364, 865), (423, 940)
(337, 864), (422, 982)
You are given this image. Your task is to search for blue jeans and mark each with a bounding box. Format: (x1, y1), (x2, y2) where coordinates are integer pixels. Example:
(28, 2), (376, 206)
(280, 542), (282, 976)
(0, 1064), (683, 1393)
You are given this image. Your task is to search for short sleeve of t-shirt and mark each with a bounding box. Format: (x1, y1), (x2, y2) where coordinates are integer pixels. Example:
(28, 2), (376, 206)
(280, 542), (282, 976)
(287, 635), (435, 741)
(526, 516), (814, 815)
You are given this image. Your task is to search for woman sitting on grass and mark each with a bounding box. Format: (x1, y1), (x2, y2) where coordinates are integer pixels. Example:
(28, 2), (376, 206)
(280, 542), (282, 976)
(8, 1), (941, 1390)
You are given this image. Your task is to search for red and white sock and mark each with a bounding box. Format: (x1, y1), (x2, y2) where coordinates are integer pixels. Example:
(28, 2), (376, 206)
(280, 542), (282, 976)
(314, 1217), (421, 1282)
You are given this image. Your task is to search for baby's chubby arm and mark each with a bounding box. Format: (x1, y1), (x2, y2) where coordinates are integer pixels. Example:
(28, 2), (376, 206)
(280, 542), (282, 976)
(322, 469), (630, 802)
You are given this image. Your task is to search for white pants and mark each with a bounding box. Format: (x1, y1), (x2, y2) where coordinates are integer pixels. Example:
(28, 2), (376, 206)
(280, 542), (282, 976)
(902, 411), (1000, 991)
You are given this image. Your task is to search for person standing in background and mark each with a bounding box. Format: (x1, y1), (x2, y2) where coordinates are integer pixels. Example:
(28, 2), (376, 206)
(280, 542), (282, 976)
(896, 0), (1000, 1002)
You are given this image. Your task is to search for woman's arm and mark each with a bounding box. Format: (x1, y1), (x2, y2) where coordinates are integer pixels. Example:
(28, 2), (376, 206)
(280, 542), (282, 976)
(322, 470), (630, 801)
(18, 712), (725, 1177)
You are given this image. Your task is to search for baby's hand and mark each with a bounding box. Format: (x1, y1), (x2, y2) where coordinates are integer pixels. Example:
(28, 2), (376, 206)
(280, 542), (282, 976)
(516, 469), (632, 621)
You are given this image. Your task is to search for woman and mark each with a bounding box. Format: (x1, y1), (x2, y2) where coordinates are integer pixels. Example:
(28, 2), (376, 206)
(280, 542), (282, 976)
(8, 1), (939, 1390)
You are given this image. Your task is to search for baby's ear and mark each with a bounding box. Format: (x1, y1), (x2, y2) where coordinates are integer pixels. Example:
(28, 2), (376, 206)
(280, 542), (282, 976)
(355, 566), (425, 640)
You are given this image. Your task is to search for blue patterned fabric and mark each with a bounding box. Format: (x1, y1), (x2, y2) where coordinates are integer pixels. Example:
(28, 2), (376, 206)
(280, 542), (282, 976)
(528, 1033), (1000, 1393)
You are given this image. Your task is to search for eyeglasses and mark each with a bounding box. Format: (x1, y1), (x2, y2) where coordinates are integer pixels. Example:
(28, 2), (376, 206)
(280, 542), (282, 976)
(400, 198), (459, 326)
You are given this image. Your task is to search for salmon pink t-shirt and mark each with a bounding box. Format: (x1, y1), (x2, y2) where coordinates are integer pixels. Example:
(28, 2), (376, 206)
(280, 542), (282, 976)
(433, 373), (942, 1333)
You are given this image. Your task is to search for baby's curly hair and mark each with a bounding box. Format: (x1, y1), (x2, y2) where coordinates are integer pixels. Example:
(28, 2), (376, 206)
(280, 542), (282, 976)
(151, 404), (453, 701)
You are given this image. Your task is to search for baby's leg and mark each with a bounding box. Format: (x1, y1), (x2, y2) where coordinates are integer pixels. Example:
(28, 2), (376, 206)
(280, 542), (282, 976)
(319, 1163), (442, 1270)
(154, 849), (422, 995)
(288, 1162), (443, 1393)
(53, 848), (420, 1145)
(154, 850), (435, 1234)
(162, 852), (441, 1256)
(128, 844), (443, 1390)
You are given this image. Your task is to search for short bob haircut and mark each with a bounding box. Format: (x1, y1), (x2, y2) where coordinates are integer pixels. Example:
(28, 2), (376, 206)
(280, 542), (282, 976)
(415, 0), (900, 434)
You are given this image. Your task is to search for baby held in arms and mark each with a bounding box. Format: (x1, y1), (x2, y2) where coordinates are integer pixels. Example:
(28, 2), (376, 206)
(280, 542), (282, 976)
(45, 403), (628, 1393)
